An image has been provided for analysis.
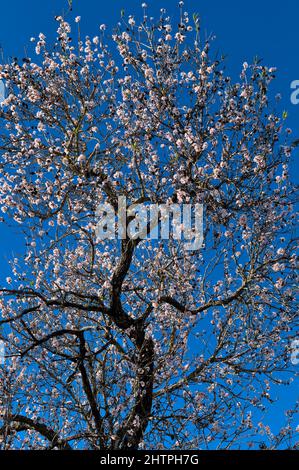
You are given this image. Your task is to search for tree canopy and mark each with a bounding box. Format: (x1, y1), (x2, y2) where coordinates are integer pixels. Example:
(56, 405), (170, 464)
(0, 6), (298, 449)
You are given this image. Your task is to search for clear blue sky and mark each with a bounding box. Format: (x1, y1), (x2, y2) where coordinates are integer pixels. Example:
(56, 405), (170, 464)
(0, 0), (298, 443)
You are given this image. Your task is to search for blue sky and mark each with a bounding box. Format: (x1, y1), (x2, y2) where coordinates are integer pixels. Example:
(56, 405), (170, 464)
(0, 0), (298, 444)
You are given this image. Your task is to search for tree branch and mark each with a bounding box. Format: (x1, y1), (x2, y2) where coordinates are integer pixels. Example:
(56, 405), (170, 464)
(0, 414), (72, 450)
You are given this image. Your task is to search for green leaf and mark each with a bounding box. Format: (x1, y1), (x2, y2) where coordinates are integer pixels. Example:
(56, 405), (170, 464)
(193, 13), (200, 32)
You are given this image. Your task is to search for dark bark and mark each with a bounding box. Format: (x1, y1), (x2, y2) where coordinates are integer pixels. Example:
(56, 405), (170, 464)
(1, 414), (72, 450)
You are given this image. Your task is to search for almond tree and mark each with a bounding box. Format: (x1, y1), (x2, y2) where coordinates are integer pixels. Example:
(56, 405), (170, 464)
(0, 5), (298, 450)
